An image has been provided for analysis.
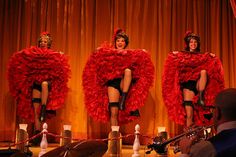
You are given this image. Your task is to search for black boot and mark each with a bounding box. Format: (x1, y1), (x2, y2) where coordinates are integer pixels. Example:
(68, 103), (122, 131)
(119, 93), (127, 110)
(198, 91), (205, 106)
(40, 105), (46, 122)
(203, 112), (213, 120)
(130, 109), (140, 117)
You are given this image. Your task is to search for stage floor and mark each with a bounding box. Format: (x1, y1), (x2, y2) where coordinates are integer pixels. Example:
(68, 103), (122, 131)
(1, 143), (180, 157)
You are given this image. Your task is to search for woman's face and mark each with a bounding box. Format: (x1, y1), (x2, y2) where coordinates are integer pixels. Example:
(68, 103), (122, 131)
(39, 36), (49, 48)
(115, 37), (126, 49)
(189, 38), (198, 52)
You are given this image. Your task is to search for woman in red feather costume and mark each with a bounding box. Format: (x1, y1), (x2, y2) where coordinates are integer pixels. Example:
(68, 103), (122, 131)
(83, 29), (154, 128)
(8, 32), (70, 134)
(162, 31), (224, 127)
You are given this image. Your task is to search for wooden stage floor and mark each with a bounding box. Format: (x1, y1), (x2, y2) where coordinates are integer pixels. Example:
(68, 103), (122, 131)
(1, 143), (180, 157)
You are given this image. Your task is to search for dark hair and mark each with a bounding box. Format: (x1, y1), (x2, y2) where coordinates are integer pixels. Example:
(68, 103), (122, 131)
(38, 32), (52, 48)
(184, 31), (200, 52)
(215, 88), (236, 120)
(113, 29), (129, 49)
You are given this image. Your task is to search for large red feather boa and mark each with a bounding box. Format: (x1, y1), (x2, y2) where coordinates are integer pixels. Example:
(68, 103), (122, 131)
(162, 51), (225, 126)
(7, 46), (71, 122)
(82, 44), (154, 124)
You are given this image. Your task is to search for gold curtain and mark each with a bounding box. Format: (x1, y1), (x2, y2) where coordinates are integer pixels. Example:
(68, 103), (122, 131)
(0, 0), (235, 144)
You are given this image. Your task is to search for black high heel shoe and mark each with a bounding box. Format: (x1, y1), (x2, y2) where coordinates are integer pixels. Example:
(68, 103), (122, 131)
(39, 105), (46, 122)
(119, 93), (127, 110)
(130, 109), (140, 117)
(197, 91), (205, 106)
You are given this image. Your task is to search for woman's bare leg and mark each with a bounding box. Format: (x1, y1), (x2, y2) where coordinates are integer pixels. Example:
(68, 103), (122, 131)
(197, 70), (207, 106)
(41, 81), (49, 105)
(108, 87), (120, 126)
(121, 68), (132, 92)
(185, 105), (194, 127)
(183, 89), (195, 127)
(119, 68), (132, 110)
(39, 81), (49, 122)
(197, 70), (207, 91)
(110, 107), (119, 126)
(32, 89), (41, 130)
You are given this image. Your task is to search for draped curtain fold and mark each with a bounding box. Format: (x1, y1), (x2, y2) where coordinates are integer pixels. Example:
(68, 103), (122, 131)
(0, 0), (235, 143)
(230, 0), (236, 18)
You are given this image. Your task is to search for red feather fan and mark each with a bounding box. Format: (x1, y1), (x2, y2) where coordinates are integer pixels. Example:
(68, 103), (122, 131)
(162, 51), (225, 126)
(82, 45), (154, 124)
(7, 46), (71, 122)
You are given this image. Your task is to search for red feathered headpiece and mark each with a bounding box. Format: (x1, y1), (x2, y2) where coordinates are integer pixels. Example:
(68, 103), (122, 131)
(184, 31), (200, 43)
(184, 30), (200, 51)
(112, 28), (129, 48)
(40, 31), (50, 36)
(38, 31), (52, 48)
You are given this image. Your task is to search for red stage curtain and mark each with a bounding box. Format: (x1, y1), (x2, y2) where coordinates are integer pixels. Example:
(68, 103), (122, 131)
(230, 0), (236, 18)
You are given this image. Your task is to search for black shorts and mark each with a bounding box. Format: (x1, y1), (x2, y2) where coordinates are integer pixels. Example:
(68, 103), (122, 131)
(181, 80), (198, 95)
(32, 81), (51, 92)
(107, 78), (122, 94)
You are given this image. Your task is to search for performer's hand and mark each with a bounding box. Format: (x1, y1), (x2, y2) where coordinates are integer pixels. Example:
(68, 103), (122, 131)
(207, 52), (215, 57)
(179, 136), (195, 154)
(142, 49), (147, 52)
(96, 47), (102, 50)
(172, 51), (179, 54)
